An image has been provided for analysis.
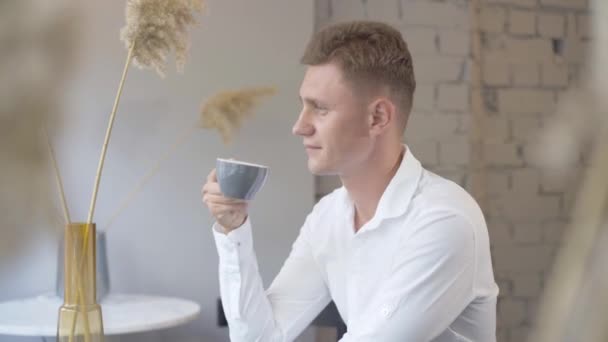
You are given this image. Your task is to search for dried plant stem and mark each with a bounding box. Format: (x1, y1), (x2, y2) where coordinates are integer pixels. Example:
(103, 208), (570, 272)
(44, 125), (71, 224)
(68, 236), (93, 342)
(529, 117), (608, 342)
(45, 124), (82, 339)
(69, 41), (136, 342)
(69, 285), (92, 342)
(87, 41), (135, 224)
(104, 125), (197, 231)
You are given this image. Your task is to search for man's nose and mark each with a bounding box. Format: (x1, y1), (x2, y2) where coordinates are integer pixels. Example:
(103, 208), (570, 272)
(292, 110), (314, 136)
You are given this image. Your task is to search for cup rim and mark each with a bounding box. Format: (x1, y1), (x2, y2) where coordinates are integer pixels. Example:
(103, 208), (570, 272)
(217, 158), (268, 169)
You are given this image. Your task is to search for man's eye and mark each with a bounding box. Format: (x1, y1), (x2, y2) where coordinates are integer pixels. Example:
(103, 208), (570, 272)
(314, 104), (327, 112)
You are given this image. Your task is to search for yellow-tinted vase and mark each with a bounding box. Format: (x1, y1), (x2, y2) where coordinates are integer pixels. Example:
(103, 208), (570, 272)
(57, 223), (105, 342)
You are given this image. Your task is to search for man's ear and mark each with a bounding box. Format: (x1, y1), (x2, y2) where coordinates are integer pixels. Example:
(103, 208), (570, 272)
(368, 97), (395, 136)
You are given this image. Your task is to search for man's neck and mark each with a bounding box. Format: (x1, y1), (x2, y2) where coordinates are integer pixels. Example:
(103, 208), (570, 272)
(341, 144), (405, 232)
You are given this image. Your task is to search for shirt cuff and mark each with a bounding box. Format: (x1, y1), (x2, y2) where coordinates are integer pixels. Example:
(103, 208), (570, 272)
(212, 218), (254, 268)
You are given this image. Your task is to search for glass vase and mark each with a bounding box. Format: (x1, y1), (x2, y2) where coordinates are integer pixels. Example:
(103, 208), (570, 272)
(56, 230), (110, 302)
(57, 223), (105, 342)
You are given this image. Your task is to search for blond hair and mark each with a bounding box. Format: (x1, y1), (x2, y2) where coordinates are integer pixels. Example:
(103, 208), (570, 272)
(301, 21), (416, 128)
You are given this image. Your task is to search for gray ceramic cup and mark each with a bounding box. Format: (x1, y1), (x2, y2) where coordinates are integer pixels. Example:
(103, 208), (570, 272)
(216, 158), (269, 200)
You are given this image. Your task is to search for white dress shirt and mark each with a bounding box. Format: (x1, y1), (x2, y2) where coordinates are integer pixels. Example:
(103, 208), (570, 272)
(213, 147), (499, 342)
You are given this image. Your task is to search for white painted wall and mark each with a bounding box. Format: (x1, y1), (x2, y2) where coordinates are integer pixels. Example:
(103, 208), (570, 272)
(0, 1), (314, 341)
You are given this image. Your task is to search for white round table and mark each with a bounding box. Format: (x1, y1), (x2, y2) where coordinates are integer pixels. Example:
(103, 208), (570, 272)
(0, 293), (200, 337)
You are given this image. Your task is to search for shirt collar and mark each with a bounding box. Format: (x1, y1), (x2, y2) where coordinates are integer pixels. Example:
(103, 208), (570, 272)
(341, 144), (423, 233)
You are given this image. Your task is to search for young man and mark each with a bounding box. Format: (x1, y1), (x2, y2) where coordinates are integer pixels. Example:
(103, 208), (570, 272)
(202, 21), (498, 341)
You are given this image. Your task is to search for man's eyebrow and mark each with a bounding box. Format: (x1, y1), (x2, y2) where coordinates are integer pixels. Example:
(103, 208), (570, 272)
(300, 96), (325, 107)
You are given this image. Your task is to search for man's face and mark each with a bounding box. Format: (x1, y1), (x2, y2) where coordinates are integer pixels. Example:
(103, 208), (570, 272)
(293, 63), (373, 176)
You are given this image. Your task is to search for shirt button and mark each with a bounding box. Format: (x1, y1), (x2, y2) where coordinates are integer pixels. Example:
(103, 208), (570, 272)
(380, 304), (392, 318)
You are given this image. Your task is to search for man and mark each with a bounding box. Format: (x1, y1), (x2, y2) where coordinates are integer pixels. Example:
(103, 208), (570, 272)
(202, 21), (498, 341)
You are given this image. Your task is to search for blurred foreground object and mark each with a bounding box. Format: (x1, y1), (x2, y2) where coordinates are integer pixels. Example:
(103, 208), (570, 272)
(0, 0), (77, 257)
(529, 0), (608, 341)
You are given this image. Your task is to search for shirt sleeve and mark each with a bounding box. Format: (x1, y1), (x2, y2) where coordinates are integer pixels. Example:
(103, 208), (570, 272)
(213, 215), (331, 342)
(339, 212), (477, 342)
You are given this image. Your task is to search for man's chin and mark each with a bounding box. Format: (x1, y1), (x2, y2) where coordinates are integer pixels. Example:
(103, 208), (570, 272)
(307, 161), (323, 175)
(307, 161), (336, 176)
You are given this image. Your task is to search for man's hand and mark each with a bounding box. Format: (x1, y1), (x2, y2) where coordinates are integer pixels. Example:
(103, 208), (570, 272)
(202, 169), (249, 233)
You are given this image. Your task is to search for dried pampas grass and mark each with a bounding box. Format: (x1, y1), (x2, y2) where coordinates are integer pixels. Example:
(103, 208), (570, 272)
(103, 86), (277, 230)
(121, 0), (204, 77)
(0, 0), (77, 231)
(200, 86), (277, 143)
(87, 0), (204, 225)
(68, 3), (204, 335)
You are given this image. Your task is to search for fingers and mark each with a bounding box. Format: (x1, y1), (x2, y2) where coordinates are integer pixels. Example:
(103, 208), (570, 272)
(207, 168), (217, 182)
(202, 193), (247, 205)
(201, 168), (248, 226)
(201, 181), (221, 196)
(201, 166), (248, 230)
(209, 202), (248, 215)
(207, 202), (248, 222)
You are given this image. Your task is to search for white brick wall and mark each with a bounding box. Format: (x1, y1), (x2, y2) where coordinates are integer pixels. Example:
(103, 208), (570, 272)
(438, 84), (469, 112)
(498, 89), (555, 114)
(408, 140), (439, 166)
(541, 62), (569, 86)
(403, 27), (438, 55)
(497, 298), (527, 327)
(406, 113), (461, 141)
(484, 115), (511, 143)
(512, 62), (540, 86)
(511, 114), (543, 142)
(539, 0), (587, 9)
(364, 0), (401, 23)
(439, 30), (471, 56)
(480, 6), (507, 33)
(412, 84), (435, 112)
(577, 13), (590, 38)
(512, 273), (542, 297)
(485, 142), (523, 166)
(493, 244), (555, 272)
(313, 1), (591, 342)
(508, 9), (536, 35)
(513, 223), (543, 243)
(400, 1), (470, 29)
(538, 12), (566, 37)
(328, 0), (366, 22)
(486, 0), (537, 8)
(415, 56), (466, 83)
(504, 38), (555, 63)
(483, 55), (511, 85)
(479, 0), (590, 341)
(439, 135), (470, 166)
